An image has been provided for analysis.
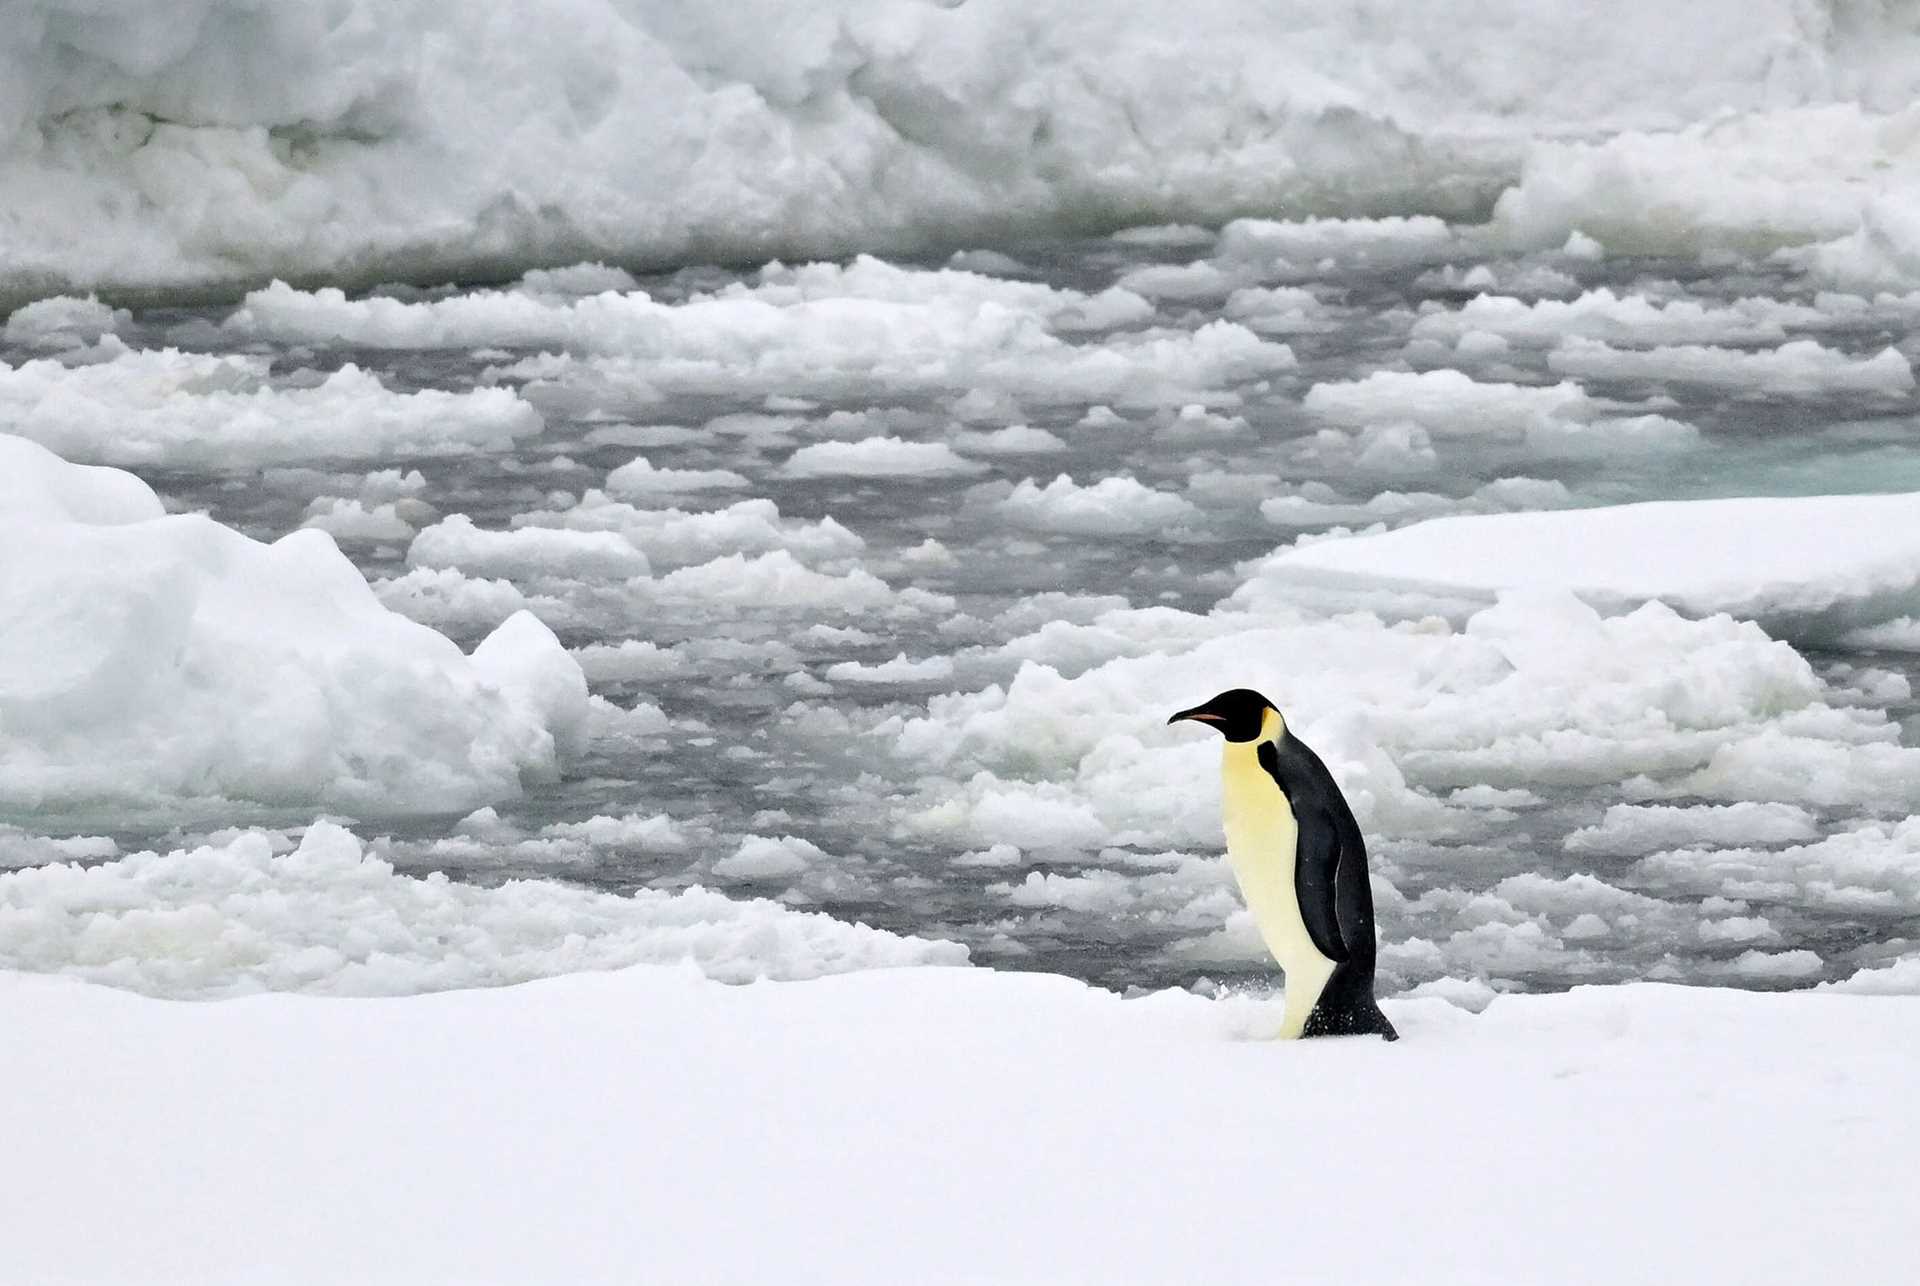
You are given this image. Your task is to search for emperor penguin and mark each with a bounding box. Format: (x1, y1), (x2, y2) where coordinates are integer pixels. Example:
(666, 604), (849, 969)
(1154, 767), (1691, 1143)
(1169, 689), (1397, 1041)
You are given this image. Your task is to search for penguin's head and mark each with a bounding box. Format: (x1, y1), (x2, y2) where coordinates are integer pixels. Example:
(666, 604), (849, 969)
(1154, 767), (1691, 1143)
(1167, 688), (1281, 743)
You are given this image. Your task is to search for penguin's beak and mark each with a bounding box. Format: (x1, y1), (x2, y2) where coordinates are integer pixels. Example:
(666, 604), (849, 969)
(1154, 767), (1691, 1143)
(1167, 705), (1223, 726)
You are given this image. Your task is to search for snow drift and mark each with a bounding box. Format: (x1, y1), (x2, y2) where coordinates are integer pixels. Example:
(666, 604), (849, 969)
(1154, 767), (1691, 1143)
(2, 967), (1914, 1285)
(0, 434), (586, 819)
(5, 0), (1920, 295)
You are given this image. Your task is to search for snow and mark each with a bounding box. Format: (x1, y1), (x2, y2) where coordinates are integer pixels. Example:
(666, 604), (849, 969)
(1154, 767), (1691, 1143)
(1256, 492), (1920, 637)
(1827, 956), (1920, 995)
(1, 967), (1914, 1285)
(0, 343), (540, 468)
(780, 437), (986, 479)
(222, 261), (1290, 409)
(1300, 369), (1693, 456)
(997, 474), (1201, 536)
(653, 551), (921, 614)
(570, 639), (689, 683)
(1218, 214), (1458, 269)
(0, 435), (586, 818)
(1408, 288), (1828, 348)
(11, 1), (1919, 295)
(1258, 478), (1571, 528)
(888, 580), (1909, 976)
(301, 498), (417, 544)
(1547, 337), (1915, 397)
(1564, 803), (1820, 856)
(519, 493), (863, 569)
(1635, 816), (1920, 915)
(408, 514), (652, 581)
(713, 834), (826, 882)
(2, 294), (126, 348)
(1491, 103), (1920, 280)
(0, 822), (963, 996)
(604, 456), (749, 494)
(951, 424), (1068, 455)
(825, 653), (957, 684)
(0, 825), (116, 871)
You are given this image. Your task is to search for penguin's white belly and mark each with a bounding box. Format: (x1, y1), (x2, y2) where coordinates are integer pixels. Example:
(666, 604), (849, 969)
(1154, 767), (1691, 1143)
(1220, 743), (1336, 1026)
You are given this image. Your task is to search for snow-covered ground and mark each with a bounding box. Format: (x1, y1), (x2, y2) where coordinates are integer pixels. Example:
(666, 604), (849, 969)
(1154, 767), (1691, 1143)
(4, 966), (1916, 1286)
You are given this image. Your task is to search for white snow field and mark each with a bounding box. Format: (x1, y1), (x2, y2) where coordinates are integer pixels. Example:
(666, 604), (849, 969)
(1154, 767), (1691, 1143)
(6, 1), (1920, 295)
(0, 434), (586, 817)
(2, 966), (1915, 1286)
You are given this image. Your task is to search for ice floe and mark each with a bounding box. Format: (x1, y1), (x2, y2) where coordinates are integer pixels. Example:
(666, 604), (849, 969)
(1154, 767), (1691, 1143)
(0, 821), (963, 996)
(0, 344), (540, 468)
(1254, 492), (1920, 636)
(995, 474), (1202, 536)
(1300, 369), (1697, 455)
(0, 435), (584, 817)
(1547, 337), (1914, 397)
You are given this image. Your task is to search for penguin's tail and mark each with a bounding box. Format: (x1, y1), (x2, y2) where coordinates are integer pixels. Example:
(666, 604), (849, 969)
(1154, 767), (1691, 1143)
(1302, 971), (1400, 1041)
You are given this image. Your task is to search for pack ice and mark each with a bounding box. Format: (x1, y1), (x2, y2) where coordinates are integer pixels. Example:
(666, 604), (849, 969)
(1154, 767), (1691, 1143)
(0, 434), (587, 818)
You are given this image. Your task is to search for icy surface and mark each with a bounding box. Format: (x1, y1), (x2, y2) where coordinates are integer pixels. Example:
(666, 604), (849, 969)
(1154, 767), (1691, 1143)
(9, 1), (1920, 295)
(0, 435), (586, 818)
(1256, 493), (1920, 635)
(0, 822), (963, 995)
(0, 344), (540, 468)
(2, 968), (1916, 1284)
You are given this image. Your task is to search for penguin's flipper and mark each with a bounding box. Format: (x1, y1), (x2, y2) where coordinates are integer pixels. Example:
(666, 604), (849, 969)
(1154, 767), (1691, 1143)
(1257, 744), (1347, 962)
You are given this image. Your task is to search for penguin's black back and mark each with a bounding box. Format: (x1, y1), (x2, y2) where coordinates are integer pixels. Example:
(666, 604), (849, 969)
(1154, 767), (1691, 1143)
(1258, 729), (1399, 1041)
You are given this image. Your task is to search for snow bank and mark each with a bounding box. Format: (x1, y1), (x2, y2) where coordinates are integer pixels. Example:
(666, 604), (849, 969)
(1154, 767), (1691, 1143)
(0, 434), (585, 817)
(0, 822), (964, 996)
(1491, 103), (1920, 286)
(1254, 492), (1920, 637)
(8, 1), (1919, 295)
(0, 343), (539, 468)
(0, 969), (1911, 1285)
